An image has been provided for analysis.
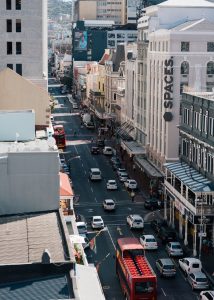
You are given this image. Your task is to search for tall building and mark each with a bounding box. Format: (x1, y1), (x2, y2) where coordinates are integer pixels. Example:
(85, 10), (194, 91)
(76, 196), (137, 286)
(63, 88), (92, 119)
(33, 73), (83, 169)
(0, 0), (48, 90)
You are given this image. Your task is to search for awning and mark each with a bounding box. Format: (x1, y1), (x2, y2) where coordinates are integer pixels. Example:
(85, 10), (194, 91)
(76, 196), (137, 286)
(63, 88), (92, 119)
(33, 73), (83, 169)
(134, 155), (164, 178)
(165, 162), (214, 193)
(121, 140), (146, 156)
(59, 172), (74, 197)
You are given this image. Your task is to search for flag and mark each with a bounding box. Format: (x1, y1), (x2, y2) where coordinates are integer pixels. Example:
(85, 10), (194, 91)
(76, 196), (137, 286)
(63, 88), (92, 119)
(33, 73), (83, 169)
(89, 236), (96, 253)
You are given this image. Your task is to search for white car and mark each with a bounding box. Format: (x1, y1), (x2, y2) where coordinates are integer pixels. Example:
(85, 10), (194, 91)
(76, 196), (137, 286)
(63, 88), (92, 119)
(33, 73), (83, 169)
(103, 146), (113, 155)
(117, 168), (126, 176)
(91, 216), (104, 229)
(187, 271), (209, 290)
(106, 180), (118, 190)
(124, 179), (137, 190)
(200, 291), (214, 300)
(139, 234), (158, 250)
(166, 242), (183, 257)
(178, 258), (202, 276)
(103, 199), (116, 211)
(127, 214), (144, 229)
(119, 172), (128, 182)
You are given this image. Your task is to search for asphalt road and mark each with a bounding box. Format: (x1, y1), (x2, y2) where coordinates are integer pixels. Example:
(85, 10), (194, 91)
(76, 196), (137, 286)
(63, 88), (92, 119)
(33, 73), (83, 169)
(49, 79), (200, 300)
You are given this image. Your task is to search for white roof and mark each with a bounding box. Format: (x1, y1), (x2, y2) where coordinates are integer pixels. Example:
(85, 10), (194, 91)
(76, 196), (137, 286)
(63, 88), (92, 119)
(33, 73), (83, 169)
(158, 0), (214, 7)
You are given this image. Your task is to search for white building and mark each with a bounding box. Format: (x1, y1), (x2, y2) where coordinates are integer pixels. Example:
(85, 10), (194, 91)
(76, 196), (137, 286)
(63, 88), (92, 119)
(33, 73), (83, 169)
(107, 30), (137, 49)
(0, 0), (48, 90)
(137, 0), (214, 171)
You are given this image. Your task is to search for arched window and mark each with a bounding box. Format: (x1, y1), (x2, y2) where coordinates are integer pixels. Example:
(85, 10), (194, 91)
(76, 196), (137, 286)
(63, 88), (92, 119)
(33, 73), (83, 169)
(181, 61), (189, 75)
(207, 61), (214, 75)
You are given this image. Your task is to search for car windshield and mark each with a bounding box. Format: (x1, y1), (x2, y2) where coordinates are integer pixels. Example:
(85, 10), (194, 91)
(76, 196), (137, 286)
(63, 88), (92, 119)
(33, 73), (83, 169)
(135, 282), (154, 294)
(164, 265), (175, 270)
(107, 201), (114, 205)
(192, 263), (200, 268)
(146, 238), (156, 242)
(94, 218), (102, 222)
(172, 245), (181, 249)
(130, 181), (136, 184)
(196, 278), (207, 283)
(77, 225), (86, 230)
(93, 171), (100, 175)
(134, 219), (142, 223)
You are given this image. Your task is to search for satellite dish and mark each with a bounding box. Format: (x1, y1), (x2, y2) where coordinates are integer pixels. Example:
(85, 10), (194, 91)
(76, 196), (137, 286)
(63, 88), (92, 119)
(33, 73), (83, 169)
(47, 137), (56, 148)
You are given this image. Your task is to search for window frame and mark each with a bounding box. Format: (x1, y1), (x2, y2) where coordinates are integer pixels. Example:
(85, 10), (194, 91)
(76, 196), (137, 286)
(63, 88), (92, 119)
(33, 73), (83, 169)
(7, 42), (13, 55)
(7, 19), (12, 32)
(16, 64), (22, 75)
(6, 0), (12, 10)
(16, 19), (21, 33)
(16, 42), (22, 55)
(16, 0), (21, 10)
(181, 41), (190, 52)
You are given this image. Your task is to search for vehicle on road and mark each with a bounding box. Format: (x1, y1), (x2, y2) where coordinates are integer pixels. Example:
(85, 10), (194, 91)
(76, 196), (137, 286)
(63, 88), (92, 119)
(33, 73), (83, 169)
(158, 227), (177, 244)
(112, 161), (121, 170)
(76, 222), (87, 234)
(144, 198), (160, 210)
(53, 125), (66, 149)
(89, 168), (102, 181)
(178, 258), (202, 276)
(117, 168), (126, 176)
(124, 179), (137, 190)
(166, 241), (183, 257)
(200, 290), (214, 300)
(156, 258), (176, 277)
(72, 103), (78, 109)
(150, 219), (167, 233)
(91, 146), (100, 154)
(91, 216), (104, 229)
(119, 172), (129, 182)
(187, 271), (209, 290)
(116, 237), (157, 300)
(110, 156), (120, 165)
(127, 214), (144, 229)
(103, 199), (116, 211)
(97, 139), (105, 147)
(85, 121), (95, 129)
(139, 235), (158, 250)
(106, 180), (118, 190)
(103, 146), (113, 155)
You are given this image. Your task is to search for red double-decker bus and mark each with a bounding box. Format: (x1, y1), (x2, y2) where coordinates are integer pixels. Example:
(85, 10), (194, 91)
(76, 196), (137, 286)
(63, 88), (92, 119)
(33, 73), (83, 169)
(53, 125), (66, 149)
(116, 237), (157, 300)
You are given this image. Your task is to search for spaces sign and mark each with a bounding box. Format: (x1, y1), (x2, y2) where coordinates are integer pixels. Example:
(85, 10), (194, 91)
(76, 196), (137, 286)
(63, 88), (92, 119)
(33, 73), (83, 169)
(163, 57), (174, 122)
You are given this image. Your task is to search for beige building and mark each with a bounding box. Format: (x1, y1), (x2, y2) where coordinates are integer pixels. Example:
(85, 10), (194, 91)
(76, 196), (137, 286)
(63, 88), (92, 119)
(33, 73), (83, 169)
(0, 68), (50, 129)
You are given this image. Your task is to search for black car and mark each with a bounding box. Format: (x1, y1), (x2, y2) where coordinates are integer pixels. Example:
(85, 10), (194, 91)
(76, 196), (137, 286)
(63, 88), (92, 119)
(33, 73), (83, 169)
(158, 227), (177, 244)
(91, 147), (100, 154)
(150, 219), (167, 233)
(144, 198), (160, 210)
(97, 139), (105, 147)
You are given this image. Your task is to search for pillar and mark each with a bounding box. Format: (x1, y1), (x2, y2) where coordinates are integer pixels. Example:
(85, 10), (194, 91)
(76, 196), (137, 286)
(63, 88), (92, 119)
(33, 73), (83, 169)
(193, 224), (197, 257)
(184, 214), (188, 246)
(172, 201), (175, 229)
(169, 199), (172, 226)
(179, 212), (183, 239)
(164, 191), (167, 221)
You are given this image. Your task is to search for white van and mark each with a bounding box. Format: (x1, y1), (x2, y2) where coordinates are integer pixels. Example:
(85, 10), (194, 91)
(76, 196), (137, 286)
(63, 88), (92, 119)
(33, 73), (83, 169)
(103, 146), (113, 155)
(179, 258), (202, 275)
(89, 168), (102, 181)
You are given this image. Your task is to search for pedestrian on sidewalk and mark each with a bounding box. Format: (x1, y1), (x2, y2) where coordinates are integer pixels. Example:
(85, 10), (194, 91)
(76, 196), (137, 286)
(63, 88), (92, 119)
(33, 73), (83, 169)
(131, 191), (135, 203)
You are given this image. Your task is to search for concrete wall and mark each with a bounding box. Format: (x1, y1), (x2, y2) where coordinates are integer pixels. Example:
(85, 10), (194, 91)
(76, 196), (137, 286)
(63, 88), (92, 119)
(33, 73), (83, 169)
(0, 151), (59, 216)
(79, 1), (96, 20)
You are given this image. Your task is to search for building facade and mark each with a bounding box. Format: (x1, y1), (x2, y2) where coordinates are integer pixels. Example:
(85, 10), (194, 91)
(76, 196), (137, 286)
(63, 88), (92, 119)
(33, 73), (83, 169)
(107, 29), (137, 48)
(0, 0), (48, 90)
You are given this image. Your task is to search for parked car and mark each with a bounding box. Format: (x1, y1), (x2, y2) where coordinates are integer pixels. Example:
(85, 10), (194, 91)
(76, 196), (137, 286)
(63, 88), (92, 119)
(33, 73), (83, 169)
(200, 291), (214, 300)
(119, 172), (129, 182)
(144, 198), (160, 210)
(158, 227), (177, 244)
(150, 219), (167, 233)
(76, 222), (87, 234)
(187, 271), (209, 290)
(166, 241), (183, 257)
(139, 234), (158, 250)
(91, 216), (104, 229)
(91, 147), (100, 154)
(106, 180), (118, 190)
(97, 139), (105, 147)
(117, 168), (126, 176)
(179, 258), (202, 276)
(156, 258), (176, 277)
(127, 214), (144, 229)
(103, 146), (113, 155)
(110, 157), (120, 165)
(124, 179), (137, 190)
(103, 199), (116, 211)
(89, 168), (102, 181)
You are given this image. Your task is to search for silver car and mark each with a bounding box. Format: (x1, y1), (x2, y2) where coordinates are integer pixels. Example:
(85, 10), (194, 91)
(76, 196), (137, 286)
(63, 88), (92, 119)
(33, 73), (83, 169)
(187, 271), (209, 290)
(156, 258), (176, 277)
(166, 241), (183, 257)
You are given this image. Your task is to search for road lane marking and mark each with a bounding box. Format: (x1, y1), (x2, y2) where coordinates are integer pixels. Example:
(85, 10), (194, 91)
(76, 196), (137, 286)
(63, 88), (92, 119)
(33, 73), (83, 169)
(161, 288), (166, 296)
(106, 226), (116, 250)
(117, 226), (123, 236)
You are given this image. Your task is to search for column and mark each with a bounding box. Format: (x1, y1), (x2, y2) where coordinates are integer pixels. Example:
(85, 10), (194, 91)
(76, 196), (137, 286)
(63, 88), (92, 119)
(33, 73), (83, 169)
(184, 214), (188, 246)
(179, 212), (183, 239)
(164, 191), (167, 221)
(169, 199), (172, 226)
(193, 224), (197, 257)
(172, 201), (175, 229)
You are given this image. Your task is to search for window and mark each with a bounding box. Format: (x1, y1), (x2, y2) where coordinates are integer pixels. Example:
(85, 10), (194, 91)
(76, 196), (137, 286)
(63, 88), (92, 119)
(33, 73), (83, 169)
(16, 0), (21, 10)
(183, 108), (190, 125)
(207, 42), (214, 52)
(182, 139), (189, 157)
(6, 0), (11, 10)
(7, 20), (12, 32)
(194, 111), (200, 130)
(7, 42), (12, 55)
(181, 61), (189, 75)
(16, 64), (22, 75)
(202, 114), (207, 133)
(207, 153), (214, 174)
(207, 61), (214, 75)
(181, 42), (189, 52)
(7, 64), (13, 70)
(209, 117), (214, 136)
(16, 19), (21, 32)
(16, 42), (22, 54)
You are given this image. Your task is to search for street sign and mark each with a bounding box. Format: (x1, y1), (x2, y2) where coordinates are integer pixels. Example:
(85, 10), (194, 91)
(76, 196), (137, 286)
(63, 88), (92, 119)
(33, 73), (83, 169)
(198, 232), (207, 237)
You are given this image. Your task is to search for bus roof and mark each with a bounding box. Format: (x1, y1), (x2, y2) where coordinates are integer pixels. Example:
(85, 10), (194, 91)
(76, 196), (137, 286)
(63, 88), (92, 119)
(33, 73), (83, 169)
(117, 237), (144, 251)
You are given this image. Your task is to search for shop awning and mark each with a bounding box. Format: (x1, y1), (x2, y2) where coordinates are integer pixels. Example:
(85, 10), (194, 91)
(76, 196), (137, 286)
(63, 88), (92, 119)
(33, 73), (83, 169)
(165, 162), (214, 192)
(121, 140), (146, 156)
(59, 172), (74, 197)
(134, 156), (163, 178)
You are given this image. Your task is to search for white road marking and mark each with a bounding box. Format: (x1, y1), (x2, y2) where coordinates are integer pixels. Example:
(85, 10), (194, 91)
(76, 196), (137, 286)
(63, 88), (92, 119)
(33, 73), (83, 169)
(106, 226), (116, 250)
(161, 288), (166, 297)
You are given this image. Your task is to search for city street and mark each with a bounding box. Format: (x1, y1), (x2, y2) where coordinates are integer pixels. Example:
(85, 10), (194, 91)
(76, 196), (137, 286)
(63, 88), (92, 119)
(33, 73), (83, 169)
(49, 80), (200, 300)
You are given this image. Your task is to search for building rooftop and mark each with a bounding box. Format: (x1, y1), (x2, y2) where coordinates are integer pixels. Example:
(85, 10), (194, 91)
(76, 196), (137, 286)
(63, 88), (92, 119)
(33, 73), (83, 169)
(184, 90), (214, 101)
(158, 0), (214, 7)
(0, 211), (73, 264)
(171, 19), (214, 31)
(0, 139), (58, 153)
